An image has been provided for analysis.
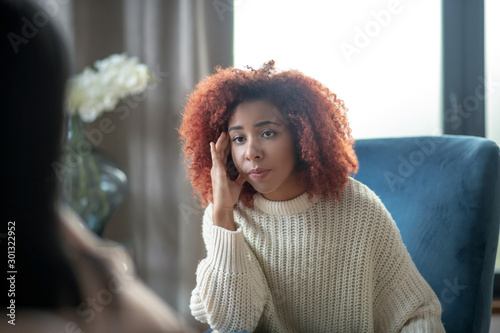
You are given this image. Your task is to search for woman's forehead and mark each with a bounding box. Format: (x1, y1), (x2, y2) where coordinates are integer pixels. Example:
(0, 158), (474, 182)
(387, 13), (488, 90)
(229, 100), (287, 126)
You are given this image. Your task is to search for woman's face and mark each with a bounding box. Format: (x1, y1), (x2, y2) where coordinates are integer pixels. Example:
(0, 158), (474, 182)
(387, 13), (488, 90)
(228, 100), (305, 201)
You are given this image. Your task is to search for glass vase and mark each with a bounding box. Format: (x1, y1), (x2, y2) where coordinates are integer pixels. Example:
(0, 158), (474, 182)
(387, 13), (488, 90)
(61, 114), (128, 236)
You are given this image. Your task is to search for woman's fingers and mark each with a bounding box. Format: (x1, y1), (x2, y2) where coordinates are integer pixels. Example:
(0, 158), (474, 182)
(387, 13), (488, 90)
(209, 142), (216, 162)
(215, 132), (225, 156)
(210, 132), (244, 209)
(211, 133), (229, 174)
(213, 132), (231, 165)
(222, 133), (231, 161)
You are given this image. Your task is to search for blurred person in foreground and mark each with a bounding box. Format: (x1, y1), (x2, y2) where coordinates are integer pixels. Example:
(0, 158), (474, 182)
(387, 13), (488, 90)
(0, 0), (194, 332)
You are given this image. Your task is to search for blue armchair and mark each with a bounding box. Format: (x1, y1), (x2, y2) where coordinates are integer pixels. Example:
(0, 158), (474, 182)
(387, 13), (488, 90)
(353, 135), (500, 333)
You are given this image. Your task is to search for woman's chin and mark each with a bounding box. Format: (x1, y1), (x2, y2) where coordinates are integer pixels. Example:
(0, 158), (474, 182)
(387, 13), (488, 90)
(243, 181), (274, 198)
(251, 184), (279, 197)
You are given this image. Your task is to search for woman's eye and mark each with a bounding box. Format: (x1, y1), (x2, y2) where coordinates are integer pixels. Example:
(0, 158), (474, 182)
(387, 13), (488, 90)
(262, 130), (275, 138)
(232, 136), (245, 143)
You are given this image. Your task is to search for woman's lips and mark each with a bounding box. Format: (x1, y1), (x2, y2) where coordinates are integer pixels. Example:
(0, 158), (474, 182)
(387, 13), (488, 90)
(249, 169), (270, 180)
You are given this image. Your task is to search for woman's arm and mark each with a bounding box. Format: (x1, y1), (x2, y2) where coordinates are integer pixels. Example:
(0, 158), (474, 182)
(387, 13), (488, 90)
(190, 206), (269, 332)
(190, 132), (269, 332)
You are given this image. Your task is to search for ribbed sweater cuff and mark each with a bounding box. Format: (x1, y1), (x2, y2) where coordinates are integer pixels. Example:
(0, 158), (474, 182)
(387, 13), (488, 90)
(376, 272), (444, 332)
(401, 315), (445, 333)
(206, 225), (249, 274)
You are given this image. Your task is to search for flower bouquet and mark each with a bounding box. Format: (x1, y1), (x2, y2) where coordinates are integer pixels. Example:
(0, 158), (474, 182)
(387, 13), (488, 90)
(60, 53), (154, 235)
(67, 53), (154, 122)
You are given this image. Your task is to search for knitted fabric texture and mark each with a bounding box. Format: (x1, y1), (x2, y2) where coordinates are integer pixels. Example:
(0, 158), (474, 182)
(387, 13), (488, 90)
(190, 178), (445, 333)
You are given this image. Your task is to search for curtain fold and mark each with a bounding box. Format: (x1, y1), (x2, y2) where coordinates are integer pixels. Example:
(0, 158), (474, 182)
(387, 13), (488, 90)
(48, 0), (233, 328)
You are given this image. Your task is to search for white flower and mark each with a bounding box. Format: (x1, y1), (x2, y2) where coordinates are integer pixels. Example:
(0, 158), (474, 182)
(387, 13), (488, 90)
(66, 53), (154, 122)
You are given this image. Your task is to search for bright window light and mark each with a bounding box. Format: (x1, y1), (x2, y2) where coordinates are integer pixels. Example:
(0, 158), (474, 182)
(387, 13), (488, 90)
(486, 0), (500, 148)
(234, 0), (442, 139)
(485, 0), (500, 274)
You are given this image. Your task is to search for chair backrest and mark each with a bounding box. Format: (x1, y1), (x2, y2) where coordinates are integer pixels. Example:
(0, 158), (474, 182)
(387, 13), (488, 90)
(353, 135), (500, 333)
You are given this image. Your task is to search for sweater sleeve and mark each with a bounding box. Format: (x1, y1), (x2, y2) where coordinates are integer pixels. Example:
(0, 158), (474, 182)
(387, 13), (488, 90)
(370, 199), (445, 333)
(190, 204), (269, 333)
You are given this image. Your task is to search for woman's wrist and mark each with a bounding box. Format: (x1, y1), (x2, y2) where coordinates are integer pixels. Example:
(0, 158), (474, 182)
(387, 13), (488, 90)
(212, 206), (237, 231)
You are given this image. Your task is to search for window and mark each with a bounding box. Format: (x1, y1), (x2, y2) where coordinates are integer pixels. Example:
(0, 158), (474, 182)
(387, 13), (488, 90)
(486, 0), (500, 149)
(486, 0), (500, 274)
(234, 0), (442, 139)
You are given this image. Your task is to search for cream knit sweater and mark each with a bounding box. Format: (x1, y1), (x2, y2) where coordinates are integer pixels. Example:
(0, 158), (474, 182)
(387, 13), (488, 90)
(190, 178), (445, 332)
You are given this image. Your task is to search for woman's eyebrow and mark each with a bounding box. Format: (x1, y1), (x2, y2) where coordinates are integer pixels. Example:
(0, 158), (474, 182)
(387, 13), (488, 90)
(228, 125), (243, 132)
(228, 121), (280, 132)
(255, 120), (280, 128)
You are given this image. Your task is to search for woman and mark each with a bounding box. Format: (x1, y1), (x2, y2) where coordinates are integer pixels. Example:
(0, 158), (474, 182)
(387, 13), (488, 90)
(179, 61), (445, 332)
(0, 0), (193, 331)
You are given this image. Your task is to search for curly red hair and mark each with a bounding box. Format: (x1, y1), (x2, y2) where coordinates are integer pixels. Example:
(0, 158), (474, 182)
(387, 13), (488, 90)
(179, 60), (358, 208)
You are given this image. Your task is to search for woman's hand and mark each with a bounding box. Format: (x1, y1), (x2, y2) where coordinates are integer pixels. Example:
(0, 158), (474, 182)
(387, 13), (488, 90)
(210, 132), (246, 230)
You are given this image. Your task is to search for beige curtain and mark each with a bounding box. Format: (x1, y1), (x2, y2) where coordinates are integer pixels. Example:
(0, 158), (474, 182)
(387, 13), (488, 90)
(47, 0), (233, 329)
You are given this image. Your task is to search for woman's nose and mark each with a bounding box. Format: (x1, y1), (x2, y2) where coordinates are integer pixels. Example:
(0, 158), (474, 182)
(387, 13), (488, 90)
(245, 139), (262, 160)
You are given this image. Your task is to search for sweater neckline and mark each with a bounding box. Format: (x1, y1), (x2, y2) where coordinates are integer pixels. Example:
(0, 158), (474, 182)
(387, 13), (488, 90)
(253, 191), (318, 216)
